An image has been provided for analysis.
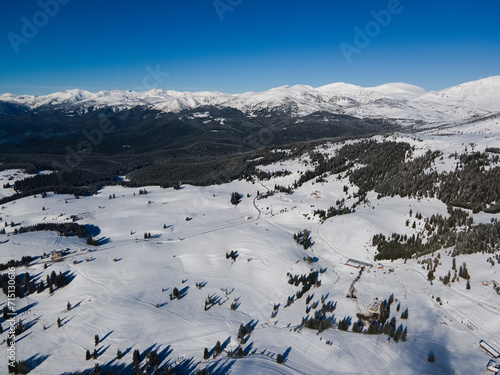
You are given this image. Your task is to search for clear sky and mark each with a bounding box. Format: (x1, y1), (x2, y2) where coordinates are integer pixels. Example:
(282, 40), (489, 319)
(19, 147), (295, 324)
(1, 0), (499, 95)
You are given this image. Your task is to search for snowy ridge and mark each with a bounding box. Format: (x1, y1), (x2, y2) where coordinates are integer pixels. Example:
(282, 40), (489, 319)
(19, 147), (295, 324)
(1, 77), (500, 125)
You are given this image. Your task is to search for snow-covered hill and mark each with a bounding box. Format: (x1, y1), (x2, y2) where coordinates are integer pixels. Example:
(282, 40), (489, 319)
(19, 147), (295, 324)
(1, 77), (499, 125)
(0, 116), (499, 374)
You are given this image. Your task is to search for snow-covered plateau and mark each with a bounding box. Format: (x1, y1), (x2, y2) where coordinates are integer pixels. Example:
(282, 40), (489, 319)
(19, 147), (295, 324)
(0, 112), (499, 374)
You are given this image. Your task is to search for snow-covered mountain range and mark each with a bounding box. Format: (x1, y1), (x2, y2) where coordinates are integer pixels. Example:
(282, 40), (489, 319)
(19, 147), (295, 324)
(2, 76), (499, 126)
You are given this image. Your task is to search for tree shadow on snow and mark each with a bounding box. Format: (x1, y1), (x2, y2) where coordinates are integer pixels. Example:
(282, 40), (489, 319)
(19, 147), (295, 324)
(60, 316), (74, 327)
(100, 330), (113, 342)
(22, 316), (40, 331)
(25, 353), (50, 372)
(16, 301), (38, 316)
(85, 224), (101, 237)
(282, 346), (292, 362)
(61, 270), (77, 283)
(97, 344), (110, 356)
(96, 236), (111, 246)
(205, 358), (236, 375)
(221, 336), (231, 352)
(177, 286), (189, 300)
(244, 342), (254, 356)
(71, 299), (84, 310)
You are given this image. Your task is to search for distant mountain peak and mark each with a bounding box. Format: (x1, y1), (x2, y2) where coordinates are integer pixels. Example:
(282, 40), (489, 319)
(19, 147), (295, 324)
(1, 77), (499, 124)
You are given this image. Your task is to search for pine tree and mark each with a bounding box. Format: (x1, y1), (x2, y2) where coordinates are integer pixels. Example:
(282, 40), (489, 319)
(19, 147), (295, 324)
(133, 349), (141, 364)
(57, 317), (62, 328)
(92, 349), (98, 360)
(237, 323), (245, 341)
(67, 301), (71, 311)
(204, 347), (209, 360)
(466, 280), (471, 289)
(388, 293), (394, 305)
(0, 324), (3, 334)
(401, 327), (408, 342)
(148, 350), (159, 367)
(86, 350), (91, 360)
(215, 341), (222, 355)
(276, 353), (283, 364)
(15, 320), (24, 335)
(28, 281), (36, 294)
(95, 334), (99, 346)
(117, 349), (122, 359)
(379, 307), (390, 324)
(352, 322), (360, 333)
(401, 308), (409, 319)
(394, 325), (403, 342)
(367, 321), (378, 334)
(427, 269), (434, 282)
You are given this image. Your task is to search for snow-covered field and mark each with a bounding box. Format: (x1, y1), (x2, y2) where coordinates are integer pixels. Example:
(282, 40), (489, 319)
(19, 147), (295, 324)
(0, 118), (499, 374)
(0, 170), (52, 199)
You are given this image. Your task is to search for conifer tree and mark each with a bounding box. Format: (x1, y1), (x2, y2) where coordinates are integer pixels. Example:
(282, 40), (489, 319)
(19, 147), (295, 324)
(15, 320), (23, 335)
(95, 334), (99, 346)
(276, 353), (283, 364)
(204, 348), (209, 360)
(401, 327), (408, 342)
(92, 349), (98, 359)
(401, 308), (409, 319)
(148, 350), (159, 367)
(352, 322), (360, 333)
(117, 349), (122, 359)
(86, 350), (91, 360)
(133, 349), (141, 364)
(57, 317), (61, 328)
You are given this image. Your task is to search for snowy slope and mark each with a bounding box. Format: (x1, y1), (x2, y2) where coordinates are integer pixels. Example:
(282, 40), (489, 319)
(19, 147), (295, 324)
(0, 116), (499, 374)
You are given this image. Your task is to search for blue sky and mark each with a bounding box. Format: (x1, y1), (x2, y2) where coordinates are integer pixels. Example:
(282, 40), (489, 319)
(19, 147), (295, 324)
(1, 0), (499, 95)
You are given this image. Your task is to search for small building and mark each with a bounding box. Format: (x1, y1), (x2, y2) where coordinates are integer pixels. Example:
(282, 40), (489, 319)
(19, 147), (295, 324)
(51, 252), (63, 260)
(487, 360), (500, 373)
(50, 249), (70, 260)
(480, 340), (500, 358)
(369, 301), (381, 312)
